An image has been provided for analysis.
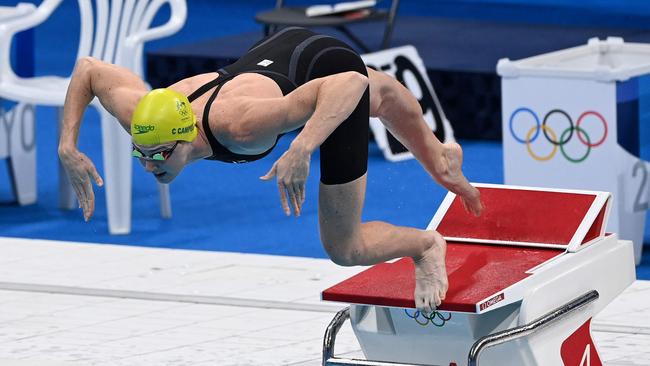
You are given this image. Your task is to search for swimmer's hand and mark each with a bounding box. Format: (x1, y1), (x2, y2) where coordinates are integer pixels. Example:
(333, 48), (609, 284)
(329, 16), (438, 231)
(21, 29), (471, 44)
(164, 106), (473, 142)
(58, 147), (104, 222)
(260, 142), (310, 217)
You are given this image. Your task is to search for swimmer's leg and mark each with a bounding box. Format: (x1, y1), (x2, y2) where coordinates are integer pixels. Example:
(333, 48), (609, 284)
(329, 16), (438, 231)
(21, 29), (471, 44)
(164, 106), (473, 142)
(319, 175), (448, 313)
(367, 68), (482, 215)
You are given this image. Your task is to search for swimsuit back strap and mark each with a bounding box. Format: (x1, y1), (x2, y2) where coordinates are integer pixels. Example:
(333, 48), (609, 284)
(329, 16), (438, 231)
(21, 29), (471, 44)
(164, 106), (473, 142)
(187, 69), (230, 103)
(201, 73), (239, 158)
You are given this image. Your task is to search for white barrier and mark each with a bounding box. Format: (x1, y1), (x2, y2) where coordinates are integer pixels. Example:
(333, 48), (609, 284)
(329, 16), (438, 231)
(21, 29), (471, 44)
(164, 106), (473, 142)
(498, 37), (650, 264)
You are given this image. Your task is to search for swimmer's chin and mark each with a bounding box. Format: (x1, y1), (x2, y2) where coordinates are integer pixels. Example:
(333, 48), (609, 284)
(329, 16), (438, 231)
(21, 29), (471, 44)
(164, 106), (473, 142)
(154, 172), (175, 184)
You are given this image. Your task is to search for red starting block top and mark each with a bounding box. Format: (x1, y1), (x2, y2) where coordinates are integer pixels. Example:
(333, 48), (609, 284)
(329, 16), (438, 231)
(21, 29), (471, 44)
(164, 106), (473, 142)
(322, 243), (562, 312)
(322, 184), (612, 313)
(430, 184), (611, 250)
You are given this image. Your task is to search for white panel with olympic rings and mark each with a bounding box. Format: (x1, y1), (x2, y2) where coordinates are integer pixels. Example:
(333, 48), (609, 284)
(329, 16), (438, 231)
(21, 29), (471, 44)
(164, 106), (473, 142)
(501, 72), (648, 264)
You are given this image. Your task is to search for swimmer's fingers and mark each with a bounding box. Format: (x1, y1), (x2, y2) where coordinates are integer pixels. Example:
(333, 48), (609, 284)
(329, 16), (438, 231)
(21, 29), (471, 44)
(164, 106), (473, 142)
(90, 164), (104, 187)
(71, 183), (83, 210)
(260, 163), (277, 181)
(78, 159), (101, 221)
(298, 182), (305, 205)
(81, 174), (96, 221)
(261, 151), (309, 216)
(278, 180), (291, 216)
(66, 166), (89, 220)
(58, 148), (102, 222)
(88, 190), (96, 221)
(72, 171), (91, 221)
(289, 183), (301, 216)
(261, 163), (289, 215)
(296, 180), (306, 214)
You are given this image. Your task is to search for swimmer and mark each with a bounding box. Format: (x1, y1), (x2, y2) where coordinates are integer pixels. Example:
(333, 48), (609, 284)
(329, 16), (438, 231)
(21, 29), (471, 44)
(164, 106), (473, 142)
(58, 27), (483, 312)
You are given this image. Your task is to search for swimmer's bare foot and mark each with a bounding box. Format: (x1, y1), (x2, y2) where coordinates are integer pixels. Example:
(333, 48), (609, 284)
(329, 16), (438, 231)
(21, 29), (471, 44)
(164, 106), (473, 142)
(436, 142), (482, 216)
(413, 231), (448, 313)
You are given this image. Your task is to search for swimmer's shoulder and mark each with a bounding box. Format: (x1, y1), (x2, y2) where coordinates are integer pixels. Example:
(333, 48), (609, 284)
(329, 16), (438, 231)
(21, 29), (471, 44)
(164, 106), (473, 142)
(166, 72), (220, 98)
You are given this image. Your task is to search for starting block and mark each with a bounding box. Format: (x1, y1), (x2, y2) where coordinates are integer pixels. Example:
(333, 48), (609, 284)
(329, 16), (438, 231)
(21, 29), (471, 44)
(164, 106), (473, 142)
(322, 184), (635, 366)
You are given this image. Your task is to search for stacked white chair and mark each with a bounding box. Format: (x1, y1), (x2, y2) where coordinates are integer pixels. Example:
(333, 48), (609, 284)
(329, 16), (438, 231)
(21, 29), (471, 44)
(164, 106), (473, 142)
(0, 3), (37, 206)
(0, 0), (187, 234)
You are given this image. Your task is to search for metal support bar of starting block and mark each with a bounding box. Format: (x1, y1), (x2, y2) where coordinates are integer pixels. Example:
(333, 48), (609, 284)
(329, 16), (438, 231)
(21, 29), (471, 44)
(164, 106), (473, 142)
(323, 290), (599, 366)
(468, 290), (599, 366)
(322, 307), (433, 366)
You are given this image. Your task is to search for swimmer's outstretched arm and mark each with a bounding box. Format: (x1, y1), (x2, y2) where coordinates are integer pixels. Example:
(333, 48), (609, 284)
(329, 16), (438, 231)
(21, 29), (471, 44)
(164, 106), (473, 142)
(58, 57), (147, 221)
(258, 71), (369, 216)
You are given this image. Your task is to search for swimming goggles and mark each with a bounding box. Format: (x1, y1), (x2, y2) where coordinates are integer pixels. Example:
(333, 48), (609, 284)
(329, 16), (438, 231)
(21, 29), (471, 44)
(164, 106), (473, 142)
(131, 142), (178, 161)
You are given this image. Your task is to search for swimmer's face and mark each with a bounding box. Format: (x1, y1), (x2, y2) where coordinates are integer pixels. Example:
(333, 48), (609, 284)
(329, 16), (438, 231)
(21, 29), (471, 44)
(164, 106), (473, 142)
(132, 141), (187, 183)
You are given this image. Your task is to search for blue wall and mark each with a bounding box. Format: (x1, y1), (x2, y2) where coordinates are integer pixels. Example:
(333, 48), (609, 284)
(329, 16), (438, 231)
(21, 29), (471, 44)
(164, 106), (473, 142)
(1, 0), (649, 265)
(2, 0), (649, 77)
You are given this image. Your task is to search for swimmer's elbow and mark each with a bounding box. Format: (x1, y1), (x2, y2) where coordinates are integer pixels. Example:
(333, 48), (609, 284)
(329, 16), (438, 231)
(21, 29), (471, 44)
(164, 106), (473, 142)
(74, 57), (111, 90)
(343, 71), (369, 91)
(72, 57), (101, 95)
(357, 71), (370, 86)
(74, 57), (98, 77)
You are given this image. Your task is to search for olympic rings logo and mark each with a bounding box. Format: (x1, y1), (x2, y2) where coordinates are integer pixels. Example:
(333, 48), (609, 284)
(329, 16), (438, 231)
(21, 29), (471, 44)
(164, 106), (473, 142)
(509, 108), (608, 163)
(404, 309), (452, 327)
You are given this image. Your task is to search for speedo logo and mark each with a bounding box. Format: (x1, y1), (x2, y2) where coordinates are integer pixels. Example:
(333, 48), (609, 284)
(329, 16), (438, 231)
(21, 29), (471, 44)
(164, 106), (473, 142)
(133, 124), (155, 134)
(172, 124), (194, 135)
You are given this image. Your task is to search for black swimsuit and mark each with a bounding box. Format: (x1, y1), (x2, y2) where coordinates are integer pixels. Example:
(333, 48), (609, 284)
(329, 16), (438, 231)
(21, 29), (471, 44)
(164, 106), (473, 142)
(188, 27), (370, 184)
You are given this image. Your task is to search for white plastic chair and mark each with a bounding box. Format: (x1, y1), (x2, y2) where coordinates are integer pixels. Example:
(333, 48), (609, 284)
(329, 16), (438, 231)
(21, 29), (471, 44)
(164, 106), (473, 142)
(0, 3), (38, 206)
(0, 0), (187, 234)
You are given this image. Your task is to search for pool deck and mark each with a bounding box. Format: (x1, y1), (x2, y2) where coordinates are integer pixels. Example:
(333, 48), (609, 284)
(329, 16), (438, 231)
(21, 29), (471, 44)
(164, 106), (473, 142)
(0, 237), (648, 365)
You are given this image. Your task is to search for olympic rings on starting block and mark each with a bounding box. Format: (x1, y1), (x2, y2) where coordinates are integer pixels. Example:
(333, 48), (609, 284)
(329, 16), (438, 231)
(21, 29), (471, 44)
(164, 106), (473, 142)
(404, 309), (452, 327)
(509, 107), (608, 163)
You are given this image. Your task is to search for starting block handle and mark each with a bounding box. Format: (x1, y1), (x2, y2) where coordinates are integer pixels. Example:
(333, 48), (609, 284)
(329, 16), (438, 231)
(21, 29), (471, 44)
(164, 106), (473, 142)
(468, 290), (599, 366)
(322, 307), (436, 366)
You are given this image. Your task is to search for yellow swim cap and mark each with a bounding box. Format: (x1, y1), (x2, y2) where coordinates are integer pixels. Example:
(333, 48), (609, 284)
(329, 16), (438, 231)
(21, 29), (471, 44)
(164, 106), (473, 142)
(131, 88), (197, 145)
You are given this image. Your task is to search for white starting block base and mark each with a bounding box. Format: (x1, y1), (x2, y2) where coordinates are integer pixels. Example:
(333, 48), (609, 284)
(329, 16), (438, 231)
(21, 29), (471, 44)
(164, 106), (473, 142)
(323, 184), (636, 366)
(348, 236), (632, 365)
